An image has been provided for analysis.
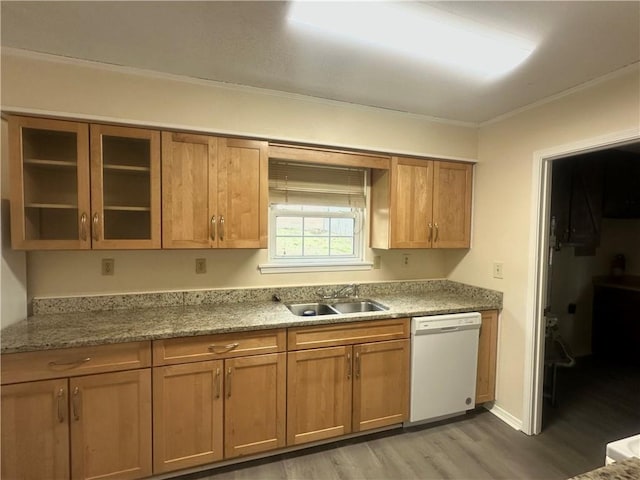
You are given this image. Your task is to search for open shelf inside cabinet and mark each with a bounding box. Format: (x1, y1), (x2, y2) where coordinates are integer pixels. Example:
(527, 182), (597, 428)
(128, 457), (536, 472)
(24, 206), (80, 241)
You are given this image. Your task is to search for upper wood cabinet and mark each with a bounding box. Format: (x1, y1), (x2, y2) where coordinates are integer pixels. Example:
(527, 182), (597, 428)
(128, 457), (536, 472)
(9, 116), (91, 249)
(9, 116), (161, 250)
(162, 132), (268, 249)
(371, 157), (473, 249)
(89, 124), (161, 249)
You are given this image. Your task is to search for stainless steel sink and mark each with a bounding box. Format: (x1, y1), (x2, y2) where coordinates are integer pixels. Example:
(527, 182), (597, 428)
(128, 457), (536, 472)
(331, 300), (388, 314)
(286, 299), (388, 316)
(287, 303), (340, 316)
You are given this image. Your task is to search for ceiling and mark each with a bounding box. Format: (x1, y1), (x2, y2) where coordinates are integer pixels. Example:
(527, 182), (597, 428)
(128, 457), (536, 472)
(1, 1), (639, 124)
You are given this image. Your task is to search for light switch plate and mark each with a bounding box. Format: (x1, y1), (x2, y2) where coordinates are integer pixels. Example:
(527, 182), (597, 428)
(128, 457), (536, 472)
(493, 262), (504, 279)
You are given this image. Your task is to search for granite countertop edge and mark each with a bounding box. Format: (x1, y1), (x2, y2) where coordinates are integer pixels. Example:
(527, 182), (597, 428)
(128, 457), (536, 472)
(1, 289), (503, 354)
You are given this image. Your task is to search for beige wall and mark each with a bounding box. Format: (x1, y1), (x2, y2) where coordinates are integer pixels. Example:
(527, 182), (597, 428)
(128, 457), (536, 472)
(1, 49), (476, 300)
(447, 68), (640, 422)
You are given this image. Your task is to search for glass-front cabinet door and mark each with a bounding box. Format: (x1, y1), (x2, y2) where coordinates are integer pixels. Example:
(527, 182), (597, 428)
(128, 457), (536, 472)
(9, 117), (161, 250)
(9, 116), (91, 249)
(90, 125), (161, 249)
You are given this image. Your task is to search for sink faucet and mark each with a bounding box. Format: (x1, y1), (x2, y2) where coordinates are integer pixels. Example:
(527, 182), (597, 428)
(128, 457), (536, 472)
(316, 283), (359, 300)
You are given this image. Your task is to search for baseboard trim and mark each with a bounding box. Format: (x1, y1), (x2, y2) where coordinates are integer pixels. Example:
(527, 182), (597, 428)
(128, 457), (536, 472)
(487, 403), (524, 432)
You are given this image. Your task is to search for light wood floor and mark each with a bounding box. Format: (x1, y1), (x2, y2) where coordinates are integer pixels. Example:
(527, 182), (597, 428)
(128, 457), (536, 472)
(178, 357), (640, 480)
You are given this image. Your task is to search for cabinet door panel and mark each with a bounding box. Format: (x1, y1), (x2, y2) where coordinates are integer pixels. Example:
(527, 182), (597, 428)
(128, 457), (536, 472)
(162, 132), (217, 248)
(90, 124), (161, 249)
(432, 161), (472, 248)
(153, 360), (223, 473)
(225, 353), (286, 458)
(9, 115), (91, 250)
(1, 379), (70, 480)
(287, 346), (352, 446)
(353, 339), (410, 432)
(217, 138), (268, 248)
(390, 158), (433, 248)
(476, 310), (499, 404)
(70, 369), (152, 480)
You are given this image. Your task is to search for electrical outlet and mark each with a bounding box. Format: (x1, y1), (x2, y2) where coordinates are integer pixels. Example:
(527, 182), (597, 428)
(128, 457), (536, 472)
(102, 258), (115, 276)
(402, 254), (410, 268)
(373, 255), (381, 269)
(195, 258), (207, 274)
(493, 262), (504, 279)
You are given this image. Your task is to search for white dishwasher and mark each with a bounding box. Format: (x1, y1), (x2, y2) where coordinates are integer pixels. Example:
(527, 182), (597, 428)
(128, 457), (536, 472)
(408, 312), (482, 424)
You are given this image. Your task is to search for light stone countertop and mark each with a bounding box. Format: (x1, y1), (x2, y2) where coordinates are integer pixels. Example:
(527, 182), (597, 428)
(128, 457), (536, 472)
(1, 281), (502, 354)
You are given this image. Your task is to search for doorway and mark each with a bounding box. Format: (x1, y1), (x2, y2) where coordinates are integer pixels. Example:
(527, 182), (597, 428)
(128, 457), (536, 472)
(524, 130), (640, 437)
(540, 145), (640, 455)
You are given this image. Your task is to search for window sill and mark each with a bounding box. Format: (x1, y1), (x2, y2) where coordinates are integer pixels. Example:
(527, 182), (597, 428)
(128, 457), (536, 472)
(258, 261), (373, 274)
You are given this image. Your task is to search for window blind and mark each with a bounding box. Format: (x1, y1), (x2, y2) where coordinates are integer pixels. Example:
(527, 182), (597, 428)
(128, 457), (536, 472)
(269, 160), (366, 208)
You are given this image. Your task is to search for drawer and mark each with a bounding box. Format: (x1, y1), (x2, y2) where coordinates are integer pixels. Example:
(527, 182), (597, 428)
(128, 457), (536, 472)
(1, 341), (151, 385)
(288, 318), (410, 351)
(153, 329), (286, 366)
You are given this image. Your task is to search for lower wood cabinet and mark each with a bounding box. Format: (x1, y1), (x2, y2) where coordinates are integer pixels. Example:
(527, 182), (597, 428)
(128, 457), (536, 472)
(153, 331), (286, 473)
(476, 310), (499, 404)
(1, 369), (152, 480)
(1, 378), (70, 480)
(1, 314), (496, 479)
(1, 342), (152, 480)
(287, 337), (410, 446)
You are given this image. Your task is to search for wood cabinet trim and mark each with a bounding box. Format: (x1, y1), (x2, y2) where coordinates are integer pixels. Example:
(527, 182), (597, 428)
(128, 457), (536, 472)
(269, 144), (390, 170)
(475, 310), (499, 404)
(1, 341), (151, 385)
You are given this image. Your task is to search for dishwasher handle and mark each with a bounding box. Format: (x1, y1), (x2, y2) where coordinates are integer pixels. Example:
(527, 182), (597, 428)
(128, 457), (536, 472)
(413, 324), (480, 335)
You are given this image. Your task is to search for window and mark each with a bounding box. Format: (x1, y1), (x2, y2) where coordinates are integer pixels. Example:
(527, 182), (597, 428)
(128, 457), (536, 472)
(260, 160), (371, 273)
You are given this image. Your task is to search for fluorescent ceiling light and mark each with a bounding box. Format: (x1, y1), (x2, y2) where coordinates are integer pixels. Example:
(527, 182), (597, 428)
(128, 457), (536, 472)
(287, 2), (536, 79)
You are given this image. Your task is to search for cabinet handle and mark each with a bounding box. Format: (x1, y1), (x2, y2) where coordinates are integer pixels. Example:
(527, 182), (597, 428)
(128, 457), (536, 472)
(80, 213), (88, 241)
(355, 351), (361, 379)
(219, 216), (225, 241)
(92, 213), (99, 241)
(56, 388), (65, 423)
(226, 367), (232, 398)
(210, 216), (217, 241)
(48, 357), (91, 368)
(208, 343), (239, 354)
(434, 223), (439, 242)
(215, 367), (221, 399)
(428, 222), (433, 242)
(347, 352), (352, 380)
(72, 386), (80, 421)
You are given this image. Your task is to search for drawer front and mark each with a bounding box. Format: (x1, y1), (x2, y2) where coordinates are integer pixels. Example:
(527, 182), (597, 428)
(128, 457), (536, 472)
(1, 341), (151, 385)
(288, 318), (410, 351)
(153, 329), (286, 366)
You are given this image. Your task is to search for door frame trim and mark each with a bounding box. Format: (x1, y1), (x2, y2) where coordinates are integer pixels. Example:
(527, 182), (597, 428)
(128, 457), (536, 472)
(522, 127), (639, 435)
